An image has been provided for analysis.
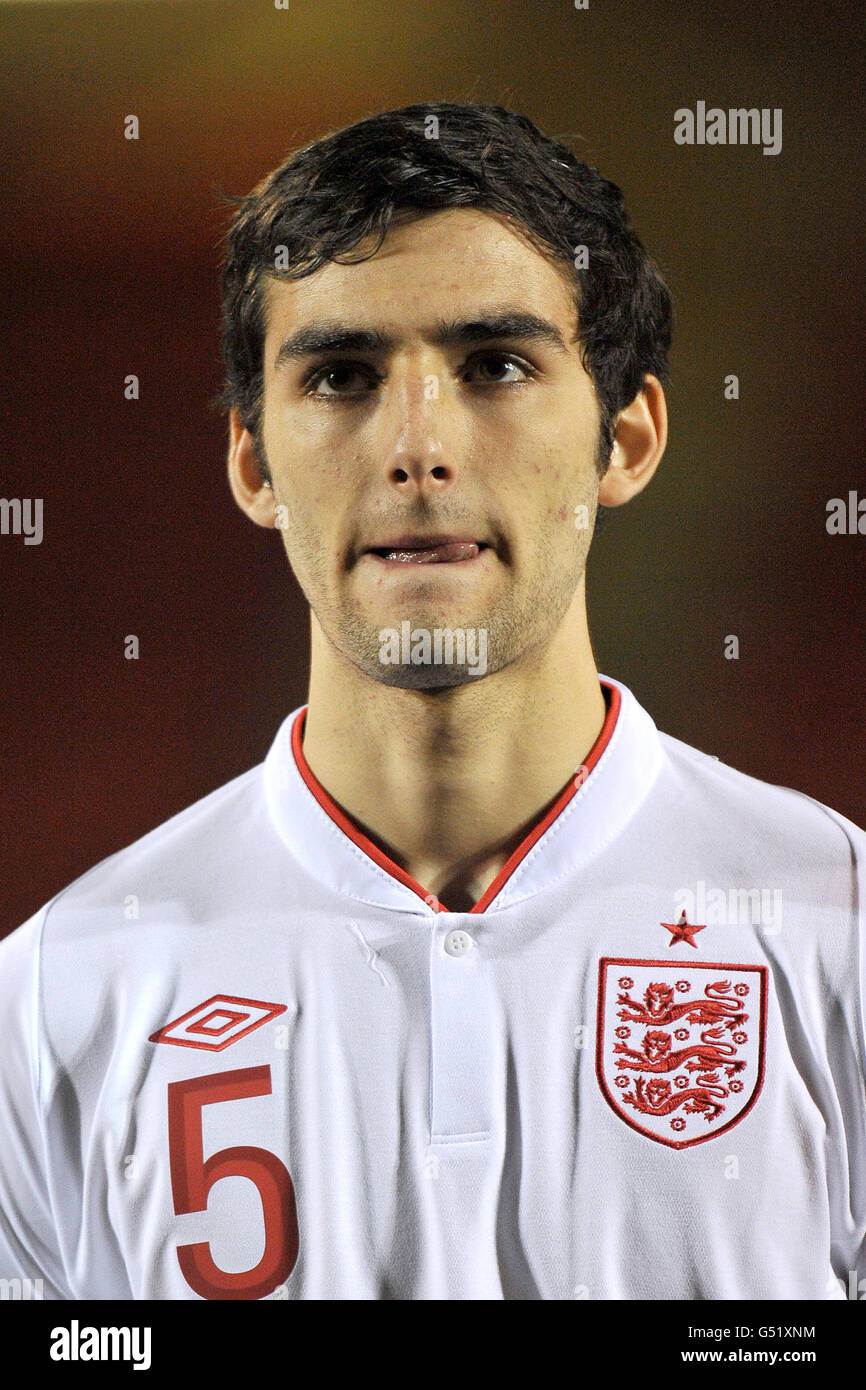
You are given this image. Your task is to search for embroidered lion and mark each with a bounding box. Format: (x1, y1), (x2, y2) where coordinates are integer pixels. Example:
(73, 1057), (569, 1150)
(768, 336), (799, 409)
(613, 1025), (746, 1078)
(621, 1074), (728, 1122)
(617, 980), (748, 1031)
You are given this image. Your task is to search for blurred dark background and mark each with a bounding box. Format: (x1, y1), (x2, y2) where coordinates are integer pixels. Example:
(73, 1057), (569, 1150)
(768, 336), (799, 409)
(2, 0), (864, 937)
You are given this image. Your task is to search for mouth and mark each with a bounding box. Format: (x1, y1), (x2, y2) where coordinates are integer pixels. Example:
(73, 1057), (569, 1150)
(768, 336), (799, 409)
(362, 536), (490, 565)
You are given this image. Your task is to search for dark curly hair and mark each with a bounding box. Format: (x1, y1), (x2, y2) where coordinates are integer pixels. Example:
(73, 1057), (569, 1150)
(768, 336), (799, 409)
(216, 101), (673, 486)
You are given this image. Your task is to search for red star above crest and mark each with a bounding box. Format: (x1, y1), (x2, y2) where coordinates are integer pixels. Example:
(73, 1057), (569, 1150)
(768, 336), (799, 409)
(661, 911), (707, 948)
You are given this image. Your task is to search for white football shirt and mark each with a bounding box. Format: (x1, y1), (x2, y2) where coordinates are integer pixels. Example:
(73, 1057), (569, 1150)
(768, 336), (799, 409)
(0, 674), (863, 1299)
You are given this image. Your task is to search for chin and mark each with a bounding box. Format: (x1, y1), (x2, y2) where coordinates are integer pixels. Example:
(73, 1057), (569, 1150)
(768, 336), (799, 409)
(370, 663), (490, 691)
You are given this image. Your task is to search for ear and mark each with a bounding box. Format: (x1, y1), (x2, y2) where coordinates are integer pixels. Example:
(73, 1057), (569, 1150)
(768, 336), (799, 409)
(597, 374), (668, 508)
(227, 409), (278, 528)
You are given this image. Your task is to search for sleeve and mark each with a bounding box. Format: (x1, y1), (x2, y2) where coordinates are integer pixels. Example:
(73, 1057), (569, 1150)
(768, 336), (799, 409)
(822, 804), (866, 1291)
(0, 908), (75, 1300)
(853, 822), (866, 1282)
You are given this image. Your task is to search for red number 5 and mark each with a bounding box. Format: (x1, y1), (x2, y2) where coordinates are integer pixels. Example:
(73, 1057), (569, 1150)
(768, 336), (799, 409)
(167, 1066), (299, 1300)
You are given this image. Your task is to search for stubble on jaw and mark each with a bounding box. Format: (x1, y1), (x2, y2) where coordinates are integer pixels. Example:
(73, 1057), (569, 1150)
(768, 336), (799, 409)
(268, 461), (602, 693)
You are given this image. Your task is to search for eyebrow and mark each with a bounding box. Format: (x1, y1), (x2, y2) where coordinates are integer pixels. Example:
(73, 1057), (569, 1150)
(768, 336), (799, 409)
(273, 310), (574, 370)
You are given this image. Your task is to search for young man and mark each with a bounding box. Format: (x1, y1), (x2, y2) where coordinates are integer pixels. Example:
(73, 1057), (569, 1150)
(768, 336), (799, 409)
(0, 103), (863, 1301)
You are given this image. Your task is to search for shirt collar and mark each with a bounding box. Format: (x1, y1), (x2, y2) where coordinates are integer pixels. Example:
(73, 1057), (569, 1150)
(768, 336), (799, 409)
(263, 674), (663, 916)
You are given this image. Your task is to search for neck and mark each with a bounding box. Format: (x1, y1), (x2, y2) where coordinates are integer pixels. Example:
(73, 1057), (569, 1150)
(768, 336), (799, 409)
(301, 582), (606, 911)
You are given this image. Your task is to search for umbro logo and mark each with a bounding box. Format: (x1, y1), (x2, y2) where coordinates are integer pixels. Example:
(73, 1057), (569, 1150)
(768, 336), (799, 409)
(149, 994), (287, 1051)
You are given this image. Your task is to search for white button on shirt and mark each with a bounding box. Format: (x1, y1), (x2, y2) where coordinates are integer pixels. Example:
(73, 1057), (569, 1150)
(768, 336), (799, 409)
(444, 929), (473, 957)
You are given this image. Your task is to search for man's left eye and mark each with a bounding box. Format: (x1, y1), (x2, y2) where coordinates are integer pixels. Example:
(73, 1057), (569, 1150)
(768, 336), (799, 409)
(465, 354), (531, 383)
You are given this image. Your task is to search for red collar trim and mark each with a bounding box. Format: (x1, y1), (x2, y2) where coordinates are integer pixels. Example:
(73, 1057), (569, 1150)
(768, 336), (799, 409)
(290, 681), (621, 915)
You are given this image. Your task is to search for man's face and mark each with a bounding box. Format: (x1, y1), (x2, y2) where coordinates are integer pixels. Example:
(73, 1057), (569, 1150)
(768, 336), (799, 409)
(257, 207), (605, 688)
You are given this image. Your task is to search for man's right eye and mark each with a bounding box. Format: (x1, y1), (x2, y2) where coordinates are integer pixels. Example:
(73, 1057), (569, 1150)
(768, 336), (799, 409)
(304, 363), (381, 396)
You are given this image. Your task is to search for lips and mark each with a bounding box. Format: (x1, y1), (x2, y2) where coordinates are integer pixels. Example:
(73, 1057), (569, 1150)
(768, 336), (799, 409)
(363, 536), (487, 564)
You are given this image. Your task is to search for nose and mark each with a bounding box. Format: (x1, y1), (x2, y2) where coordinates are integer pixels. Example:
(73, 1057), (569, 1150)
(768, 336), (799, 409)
(378, 363), (458, 494)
